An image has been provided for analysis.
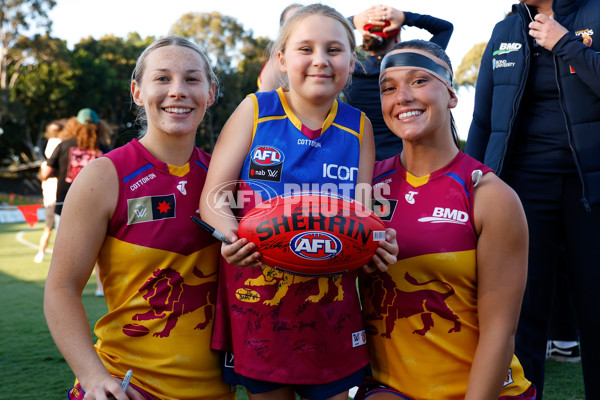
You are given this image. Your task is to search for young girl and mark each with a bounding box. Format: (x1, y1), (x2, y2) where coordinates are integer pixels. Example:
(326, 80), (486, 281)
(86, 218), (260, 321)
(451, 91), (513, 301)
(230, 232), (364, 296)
(200, 4), (397, 400)
(44, 36), (234, 400)
(356, 40), (536, 400)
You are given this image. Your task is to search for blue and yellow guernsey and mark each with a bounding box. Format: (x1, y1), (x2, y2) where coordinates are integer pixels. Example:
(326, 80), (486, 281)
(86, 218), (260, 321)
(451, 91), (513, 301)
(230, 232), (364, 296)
(212, 88), (370, 384)
(94, 139), (234, 400)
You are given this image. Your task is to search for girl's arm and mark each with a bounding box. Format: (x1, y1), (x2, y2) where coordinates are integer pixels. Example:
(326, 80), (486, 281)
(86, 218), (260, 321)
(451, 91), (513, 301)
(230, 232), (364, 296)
(357, 118), (398, 272)
(44, 158), (143, 400)
(199, 97), (261, 267)
(465, 172), (528, 400)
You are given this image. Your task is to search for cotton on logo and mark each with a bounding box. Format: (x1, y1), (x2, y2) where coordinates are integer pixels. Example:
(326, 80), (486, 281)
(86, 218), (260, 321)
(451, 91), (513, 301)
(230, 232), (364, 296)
(418, 207), (469, 225)
(252, 146), (284, 166)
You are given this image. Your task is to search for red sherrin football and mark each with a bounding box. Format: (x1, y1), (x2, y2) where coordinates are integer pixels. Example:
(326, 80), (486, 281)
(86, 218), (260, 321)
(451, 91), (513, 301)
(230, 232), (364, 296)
(238, 192), (386, 276)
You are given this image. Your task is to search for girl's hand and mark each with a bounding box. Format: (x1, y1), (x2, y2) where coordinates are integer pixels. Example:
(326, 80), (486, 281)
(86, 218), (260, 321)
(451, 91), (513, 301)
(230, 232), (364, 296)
(363, 228), (398, 273)
(221, 230), (262, 267)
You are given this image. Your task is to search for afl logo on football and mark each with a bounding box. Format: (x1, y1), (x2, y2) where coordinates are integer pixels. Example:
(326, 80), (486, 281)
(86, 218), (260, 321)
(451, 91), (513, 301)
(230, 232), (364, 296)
(290, 231), (342, 260)
(251, 146), (284, 166)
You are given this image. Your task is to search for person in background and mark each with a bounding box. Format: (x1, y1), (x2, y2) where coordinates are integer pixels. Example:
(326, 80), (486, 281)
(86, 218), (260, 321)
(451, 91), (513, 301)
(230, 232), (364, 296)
(41, 108), (112, 296)
(201, 4), (397, 399)
(44, 36), (234, 399)
(345, 4), (453, 160)
(256, 3), (303, 92)
(34, 119), (65, 263)
(357, 39), (534, 400)
(465, 0), (600, 398)
(546, 246), (580, 363)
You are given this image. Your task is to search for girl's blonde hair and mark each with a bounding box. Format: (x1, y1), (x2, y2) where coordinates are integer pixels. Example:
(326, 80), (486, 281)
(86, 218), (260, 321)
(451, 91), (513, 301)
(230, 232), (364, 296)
(271, 4), (356, 62)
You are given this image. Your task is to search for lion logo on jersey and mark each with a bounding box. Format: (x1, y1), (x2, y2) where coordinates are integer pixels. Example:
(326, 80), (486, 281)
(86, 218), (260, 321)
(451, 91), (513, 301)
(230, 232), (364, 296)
(242, 265), (343, 306)
(122, 266), (217, 338)
(363, 271), (461, 338)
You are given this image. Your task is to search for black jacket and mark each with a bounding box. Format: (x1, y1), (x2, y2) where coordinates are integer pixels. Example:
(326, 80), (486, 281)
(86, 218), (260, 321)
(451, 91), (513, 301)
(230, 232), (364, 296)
(466, 0), (600, 208)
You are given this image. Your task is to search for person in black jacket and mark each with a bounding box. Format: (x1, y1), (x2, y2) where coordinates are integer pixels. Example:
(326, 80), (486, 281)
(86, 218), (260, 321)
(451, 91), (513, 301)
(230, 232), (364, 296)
(465, 0), (600, 398)
(346, 5), (453, 160)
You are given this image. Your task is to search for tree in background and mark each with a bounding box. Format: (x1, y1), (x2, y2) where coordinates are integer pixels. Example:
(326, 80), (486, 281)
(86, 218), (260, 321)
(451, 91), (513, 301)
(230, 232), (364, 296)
(454, 42), (486, 89)
(169, 11), (270, 149)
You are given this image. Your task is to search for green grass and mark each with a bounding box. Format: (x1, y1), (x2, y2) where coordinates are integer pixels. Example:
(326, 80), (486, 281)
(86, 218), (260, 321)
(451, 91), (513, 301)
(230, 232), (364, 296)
(0, 222), (585, 399)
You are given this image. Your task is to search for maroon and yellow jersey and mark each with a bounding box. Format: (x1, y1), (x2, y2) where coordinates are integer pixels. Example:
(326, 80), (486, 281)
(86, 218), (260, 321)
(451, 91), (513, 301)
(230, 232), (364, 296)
(95, 139), (234, 400)
(360, 152), (531, 399)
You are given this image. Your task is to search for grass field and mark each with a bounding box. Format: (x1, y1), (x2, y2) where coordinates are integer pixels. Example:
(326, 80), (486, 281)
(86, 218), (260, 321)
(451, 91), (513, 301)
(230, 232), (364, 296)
(0, 222), (585, 399)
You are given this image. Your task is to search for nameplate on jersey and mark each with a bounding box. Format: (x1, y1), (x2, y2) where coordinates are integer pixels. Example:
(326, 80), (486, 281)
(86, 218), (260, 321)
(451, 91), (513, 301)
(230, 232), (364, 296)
(249, 145), (284, 182)
(127, 194), (176, 225)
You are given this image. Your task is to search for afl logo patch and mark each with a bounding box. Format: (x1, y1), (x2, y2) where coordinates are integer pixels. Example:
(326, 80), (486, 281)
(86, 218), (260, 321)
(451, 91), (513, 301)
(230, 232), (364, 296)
(249, 145), (284, 182)
(290, 231), (342, 260)
(251, 146), (284, 166)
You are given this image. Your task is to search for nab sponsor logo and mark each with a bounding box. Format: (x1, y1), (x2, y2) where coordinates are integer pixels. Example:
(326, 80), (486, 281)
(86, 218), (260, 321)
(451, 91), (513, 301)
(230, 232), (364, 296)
(290, 231), (342, 260)
(323, 163), (358, 181)
(418, 207), (469, 225)
(492, 42), (522, 56)
(251, 146), (284, 166)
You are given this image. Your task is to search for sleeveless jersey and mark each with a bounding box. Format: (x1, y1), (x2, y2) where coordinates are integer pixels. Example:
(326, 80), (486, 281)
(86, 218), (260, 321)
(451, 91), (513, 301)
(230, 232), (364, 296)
(211, 88), (370, 384)
(360, 152), (532, 399)
(95, 139), (233, 400)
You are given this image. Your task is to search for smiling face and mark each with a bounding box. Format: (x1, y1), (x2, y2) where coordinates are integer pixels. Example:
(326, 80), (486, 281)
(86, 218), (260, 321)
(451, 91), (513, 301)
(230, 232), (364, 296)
(379, 52), (457, 145)
(277, 14), (355, 106)
(131, 45), (215, 139)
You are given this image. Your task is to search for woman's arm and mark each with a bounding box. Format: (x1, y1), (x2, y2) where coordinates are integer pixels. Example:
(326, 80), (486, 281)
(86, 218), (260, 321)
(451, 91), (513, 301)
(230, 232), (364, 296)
(356, 117), (398, 272)
(200, 97), (261, 267)
(465, 172), (528, 400)
(402, 11), (454, 50)
(44, 157), (142, 399)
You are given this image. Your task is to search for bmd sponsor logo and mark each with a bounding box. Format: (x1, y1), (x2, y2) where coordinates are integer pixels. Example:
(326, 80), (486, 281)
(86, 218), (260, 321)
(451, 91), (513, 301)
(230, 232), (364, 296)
(418, 207), (469, 225)
(492, 42), (522, 56)
(290, 231), (342, 260)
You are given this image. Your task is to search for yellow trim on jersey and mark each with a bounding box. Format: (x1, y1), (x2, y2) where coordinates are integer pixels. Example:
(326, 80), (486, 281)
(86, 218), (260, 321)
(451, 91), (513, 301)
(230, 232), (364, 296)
(321, 100), (338, 132)
(167, 163), (190, 177)
(406, 171), (430, 187)
(249, 93), (260, 143)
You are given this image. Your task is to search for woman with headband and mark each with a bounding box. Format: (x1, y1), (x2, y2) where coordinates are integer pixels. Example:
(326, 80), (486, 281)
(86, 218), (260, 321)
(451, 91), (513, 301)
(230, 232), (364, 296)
(355, 40), (536, 400)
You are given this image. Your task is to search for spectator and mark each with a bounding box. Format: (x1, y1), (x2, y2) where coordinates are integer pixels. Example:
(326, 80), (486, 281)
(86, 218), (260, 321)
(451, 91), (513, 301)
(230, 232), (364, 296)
(465, 0), (600, 398)
(345, 4), (453, 160)
(34, 119), (65, 263)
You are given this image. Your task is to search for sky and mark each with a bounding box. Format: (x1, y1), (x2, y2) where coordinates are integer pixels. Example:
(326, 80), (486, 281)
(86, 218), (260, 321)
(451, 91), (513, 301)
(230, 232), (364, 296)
(47, 0), (518, 140)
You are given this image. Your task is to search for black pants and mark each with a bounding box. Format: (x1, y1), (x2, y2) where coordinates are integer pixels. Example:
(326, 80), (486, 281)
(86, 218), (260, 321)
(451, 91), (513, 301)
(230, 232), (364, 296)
(502, 169), (599, 400)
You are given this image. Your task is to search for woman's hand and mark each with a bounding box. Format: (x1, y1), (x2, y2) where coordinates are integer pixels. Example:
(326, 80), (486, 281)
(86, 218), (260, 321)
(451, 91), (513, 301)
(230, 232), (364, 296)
(363, 228), (398, 273)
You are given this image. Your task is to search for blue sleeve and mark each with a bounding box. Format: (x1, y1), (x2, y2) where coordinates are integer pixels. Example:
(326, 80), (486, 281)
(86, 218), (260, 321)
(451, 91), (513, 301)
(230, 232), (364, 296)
(465, 38), (495, 162)
(552, 32), (600, 98)
(402, 11), (454, 49)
